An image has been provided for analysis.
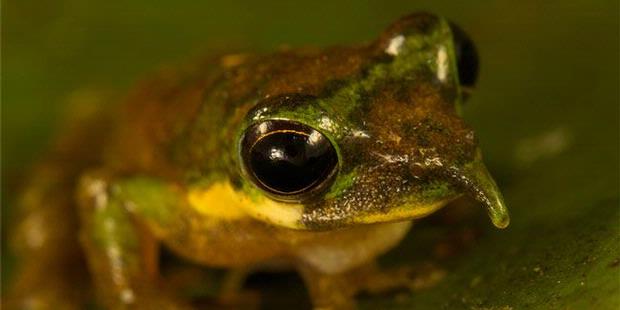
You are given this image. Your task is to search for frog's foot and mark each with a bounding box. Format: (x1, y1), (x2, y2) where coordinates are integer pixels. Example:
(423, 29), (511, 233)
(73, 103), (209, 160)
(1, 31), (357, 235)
(211, 290), (261, 309)
(165, 265), (261, 309)
(350, 262), (446, 295)
(5, 277), (87, 310)
(215, 267), (261, 309)
(297, 264), (357, 310)
(6, 293), (79, 310)
(297, 262), (446, 309)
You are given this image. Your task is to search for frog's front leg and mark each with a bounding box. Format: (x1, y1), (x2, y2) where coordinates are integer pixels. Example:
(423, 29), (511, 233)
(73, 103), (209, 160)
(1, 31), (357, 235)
(77, 173), (191, 309)
(297, 263), (357, 310)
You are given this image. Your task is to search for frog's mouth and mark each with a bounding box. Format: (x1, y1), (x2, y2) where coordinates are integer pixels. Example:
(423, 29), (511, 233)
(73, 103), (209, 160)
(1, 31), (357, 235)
(352, 161), (510, 229)
(295, 158), (510, 231)
(330, 153), (510, 230)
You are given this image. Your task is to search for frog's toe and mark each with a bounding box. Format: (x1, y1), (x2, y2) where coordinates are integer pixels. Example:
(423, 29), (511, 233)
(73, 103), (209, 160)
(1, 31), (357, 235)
(214, 290), (261, 309)
(5, 287), (84, 310)
(351, 262), (446, 295)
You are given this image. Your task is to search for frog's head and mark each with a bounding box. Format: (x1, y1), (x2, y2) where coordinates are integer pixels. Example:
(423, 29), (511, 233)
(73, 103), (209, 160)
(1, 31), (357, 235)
(232, 13), (509, 230)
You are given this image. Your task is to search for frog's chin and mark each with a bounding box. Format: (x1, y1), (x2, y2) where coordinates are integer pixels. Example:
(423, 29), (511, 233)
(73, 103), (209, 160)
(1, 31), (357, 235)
(240, 197), (457, 231)
(235, 190), (460, 231)
(294, 197), (461, 231)
(351, 198), (457, 225)
(234, 192), (455, 231)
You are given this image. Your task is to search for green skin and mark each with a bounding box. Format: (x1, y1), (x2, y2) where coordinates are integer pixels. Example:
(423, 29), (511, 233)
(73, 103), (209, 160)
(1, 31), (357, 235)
(7, 13), (508, 309)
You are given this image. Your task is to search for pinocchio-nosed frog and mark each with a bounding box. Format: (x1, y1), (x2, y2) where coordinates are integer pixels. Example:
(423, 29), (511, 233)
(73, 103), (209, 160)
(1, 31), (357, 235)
(7, 12), (509, 309)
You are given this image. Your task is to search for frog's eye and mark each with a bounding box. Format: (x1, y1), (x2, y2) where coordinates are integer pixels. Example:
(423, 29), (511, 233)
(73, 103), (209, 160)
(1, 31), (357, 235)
(241, 120), (338, 201)
(449, 22), (479, 88)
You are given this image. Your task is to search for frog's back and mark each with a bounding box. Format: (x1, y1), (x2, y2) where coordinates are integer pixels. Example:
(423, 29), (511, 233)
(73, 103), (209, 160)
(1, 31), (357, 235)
(104, 46), (376, 183)
(101, 55), (231, 178)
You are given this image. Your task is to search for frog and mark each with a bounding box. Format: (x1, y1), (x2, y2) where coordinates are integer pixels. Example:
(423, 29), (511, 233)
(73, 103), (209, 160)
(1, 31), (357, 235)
(6, 12), (509, 309)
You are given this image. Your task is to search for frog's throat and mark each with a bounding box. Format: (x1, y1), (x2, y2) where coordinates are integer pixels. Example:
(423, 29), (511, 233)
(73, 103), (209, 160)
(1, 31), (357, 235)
(447, 158), (510, 229)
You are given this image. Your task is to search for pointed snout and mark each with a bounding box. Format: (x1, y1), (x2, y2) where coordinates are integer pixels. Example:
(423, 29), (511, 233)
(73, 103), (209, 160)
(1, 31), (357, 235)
(445, 153), (510, 229)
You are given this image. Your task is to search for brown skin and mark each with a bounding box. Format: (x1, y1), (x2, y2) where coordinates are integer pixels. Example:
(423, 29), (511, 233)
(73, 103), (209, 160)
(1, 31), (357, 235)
(6, 13), (508, 309)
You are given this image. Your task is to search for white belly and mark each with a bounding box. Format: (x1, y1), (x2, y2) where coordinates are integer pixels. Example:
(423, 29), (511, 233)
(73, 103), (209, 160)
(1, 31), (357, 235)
(293, 221), (413, 274)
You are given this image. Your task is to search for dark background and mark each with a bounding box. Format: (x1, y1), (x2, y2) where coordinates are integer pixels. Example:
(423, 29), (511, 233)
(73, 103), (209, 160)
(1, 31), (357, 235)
(2, 0), (619, 308)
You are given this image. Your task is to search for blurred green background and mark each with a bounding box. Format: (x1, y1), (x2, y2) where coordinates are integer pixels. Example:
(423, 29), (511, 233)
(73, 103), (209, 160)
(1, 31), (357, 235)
(2, 0), (619, 308)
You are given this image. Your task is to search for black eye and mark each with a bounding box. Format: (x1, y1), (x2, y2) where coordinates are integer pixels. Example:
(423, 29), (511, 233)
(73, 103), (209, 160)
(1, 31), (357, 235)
(449, 22), (479, 88)
(241, 120), (338, 200)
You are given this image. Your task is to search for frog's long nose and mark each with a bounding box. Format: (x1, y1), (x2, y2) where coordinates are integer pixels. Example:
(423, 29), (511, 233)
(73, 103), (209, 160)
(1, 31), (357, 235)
(446, 154), (510, 229)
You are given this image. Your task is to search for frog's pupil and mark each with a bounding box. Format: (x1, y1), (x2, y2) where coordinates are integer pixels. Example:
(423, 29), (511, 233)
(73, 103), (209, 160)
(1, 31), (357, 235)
(244, 122), (338, 197)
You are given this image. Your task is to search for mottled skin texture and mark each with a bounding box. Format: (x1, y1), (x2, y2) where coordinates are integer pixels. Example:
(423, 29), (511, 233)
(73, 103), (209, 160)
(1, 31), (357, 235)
(6, 13), (509, 309)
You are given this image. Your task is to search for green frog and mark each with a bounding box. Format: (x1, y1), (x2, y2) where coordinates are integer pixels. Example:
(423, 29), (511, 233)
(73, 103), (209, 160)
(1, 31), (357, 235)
(7, 12), (509, 309)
